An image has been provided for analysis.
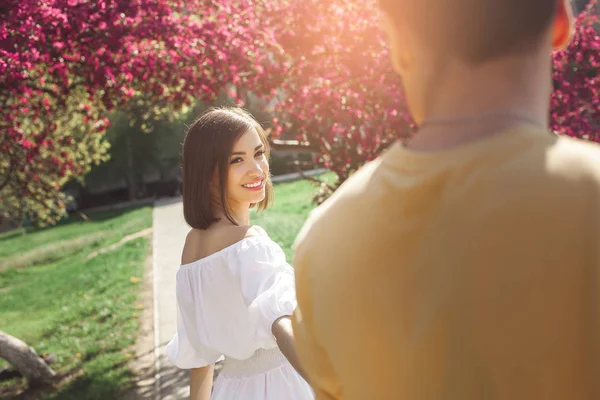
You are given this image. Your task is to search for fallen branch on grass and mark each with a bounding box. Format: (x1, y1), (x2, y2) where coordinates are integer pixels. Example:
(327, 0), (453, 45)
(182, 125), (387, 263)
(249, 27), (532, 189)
(0, 331), (56, 386)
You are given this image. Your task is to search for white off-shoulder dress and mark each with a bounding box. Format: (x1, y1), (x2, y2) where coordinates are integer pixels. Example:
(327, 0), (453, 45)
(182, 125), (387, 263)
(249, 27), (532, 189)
(166, 229), (313, 400)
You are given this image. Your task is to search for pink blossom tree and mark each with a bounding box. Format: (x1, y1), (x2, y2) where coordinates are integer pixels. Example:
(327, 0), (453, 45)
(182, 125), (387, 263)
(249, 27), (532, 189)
(551, 0), (600, 142)
(257, 0), (414, 195)
(0, 0), (272, 224)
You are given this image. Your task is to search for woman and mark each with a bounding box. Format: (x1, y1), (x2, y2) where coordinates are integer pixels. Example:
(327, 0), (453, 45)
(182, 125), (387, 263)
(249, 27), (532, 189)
(166, 107), (313, 400)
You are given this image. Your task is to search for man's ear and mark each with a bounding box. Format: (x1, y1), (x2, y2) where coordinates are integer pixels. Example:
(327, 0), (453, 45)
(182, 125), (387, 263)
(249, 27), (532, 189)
(552, 0), (574, 51)
(380, 11), (412, 74)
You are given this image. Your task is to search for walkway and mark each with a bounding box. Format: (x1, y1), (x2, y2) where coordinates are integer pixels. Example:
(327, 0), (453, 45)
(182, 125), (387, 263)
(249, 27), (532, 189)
(153, 197), (190, 399)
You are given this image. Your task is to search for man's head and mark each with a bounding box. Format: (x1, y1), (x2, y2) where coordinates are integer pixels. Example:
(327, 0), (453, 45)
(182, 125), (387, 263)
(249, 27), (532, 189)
(379, 0), (574, 122)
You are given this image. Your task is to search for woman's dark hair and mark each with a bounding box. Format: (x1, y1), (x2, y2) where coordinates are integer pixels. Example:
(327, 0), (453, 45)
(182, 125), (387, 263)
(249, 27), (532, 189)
(182, 107), (274, 230)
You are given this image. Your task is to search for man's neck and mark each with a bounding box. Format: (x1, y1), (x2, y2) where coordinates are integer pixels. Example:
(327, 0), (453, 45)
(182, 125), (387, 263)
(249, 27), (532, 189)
(407, 54), (551, 151)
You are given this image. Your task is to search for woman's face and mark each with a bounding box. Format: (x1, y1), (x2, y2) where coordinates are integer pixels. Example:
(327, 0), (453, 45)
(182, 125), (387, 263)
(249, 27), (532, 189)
(225, 128), (269, 208)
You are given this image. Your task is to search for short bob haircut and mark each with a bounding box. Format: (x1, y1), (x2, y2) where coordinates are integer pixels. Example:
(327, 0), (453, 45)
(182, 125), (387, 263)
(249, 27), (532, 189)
(182, 107), (274, 230)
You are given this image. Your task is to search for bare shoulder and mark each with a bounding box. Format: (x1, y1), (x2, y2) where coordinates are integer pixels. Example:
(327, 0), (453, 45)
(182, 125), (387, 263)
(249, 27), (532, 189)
(181, 229), (208, 265)
(216, 225), (266, 246)
(181, 225), (267, 265)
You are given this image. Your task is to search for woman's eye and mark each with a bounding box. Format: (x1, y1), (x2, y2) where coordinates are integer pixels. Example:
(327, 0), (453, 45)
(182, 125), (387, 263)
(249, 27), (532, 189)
(230, 157), (243, 164)
(255, 150), (266, 157)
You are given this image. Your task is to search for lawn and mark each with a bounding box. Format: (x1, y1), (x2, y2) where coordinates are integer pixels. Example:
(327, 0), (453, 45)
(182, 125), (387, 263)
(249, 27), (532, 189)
(0, 206), (152, 400)
(0, 206), (153, 271)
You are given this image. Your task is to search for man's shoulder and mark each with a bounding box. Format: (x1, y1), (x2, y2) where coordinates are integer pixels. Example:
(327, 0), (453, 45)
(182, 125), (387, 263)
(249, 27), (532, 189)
(319, 158), (383, 209)
(292, 134), (600, 261)
(467, 133), (600, 236)
(293, 157), (385, 258)
(503, 133), (600, 190)
(544, 134), (600, 175)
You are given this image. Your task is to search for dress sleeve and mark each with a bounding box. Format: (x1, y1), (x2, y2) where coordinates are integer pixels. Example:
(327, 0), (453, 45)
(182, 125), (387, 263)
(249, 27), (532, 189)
(165, 288), (223, 369)
(228, 237), (297, 347)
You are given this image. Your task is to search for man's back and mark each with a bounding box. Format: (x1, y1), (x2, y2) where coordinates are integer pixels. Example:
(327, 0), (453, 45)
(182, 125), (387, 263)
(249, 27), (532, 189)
(292, 126), (600, 399)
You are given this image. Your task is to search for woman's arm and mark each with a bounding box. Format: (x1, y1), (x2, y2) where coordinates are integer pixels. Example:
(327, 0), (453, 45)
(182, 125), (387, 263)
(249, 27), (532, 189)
(190, 365), (214, 400)
(272, 315), (310, 383)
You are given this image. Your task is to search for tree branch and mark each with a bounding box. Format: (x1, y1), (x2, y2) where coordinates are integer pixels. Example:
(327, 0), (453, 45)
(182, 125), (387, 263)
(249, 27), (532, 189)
(0, 330), (56, 386)
(0, 159), (16, 192)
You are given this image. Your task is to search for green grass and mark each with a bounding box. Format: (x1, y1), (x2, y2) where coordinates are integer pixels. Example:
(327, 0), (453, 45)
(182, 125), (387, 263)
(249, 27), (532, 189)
(0, 206), (152, 400)
(252, 174), (334, 261)
(0, 206), (152, 263)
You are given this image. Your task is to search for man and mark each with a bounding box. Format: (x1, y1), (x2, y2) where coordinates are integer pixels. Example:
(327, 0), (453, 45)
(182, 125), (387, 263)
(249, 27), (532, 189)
(292, 1), (600, 399)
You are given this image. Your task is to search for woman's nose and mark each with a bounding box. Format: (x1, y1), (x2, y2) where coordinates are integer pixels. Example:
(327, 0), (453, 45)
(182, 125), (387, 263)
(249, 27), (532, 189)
(247, 160), (263, 177)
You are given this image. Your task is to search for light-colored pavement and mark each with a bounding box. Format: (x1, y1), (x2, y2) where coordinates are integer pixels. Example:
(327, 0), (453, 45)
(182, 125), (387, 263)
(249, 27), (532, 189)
(153, 197), (190, 400)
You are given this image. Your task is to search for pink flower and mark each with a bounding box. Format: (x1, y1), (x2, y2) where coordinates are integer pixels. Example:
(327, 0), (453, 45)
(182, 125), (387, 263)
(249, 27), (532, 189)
(21, 140), (35, 149)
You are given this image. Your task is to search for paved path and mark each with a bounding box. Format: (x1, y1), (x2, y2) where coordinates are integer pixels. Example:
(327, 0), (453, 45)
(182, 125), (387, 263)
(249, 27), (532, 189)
(271, 168), (328, 183)
(153, 198), (190, 399)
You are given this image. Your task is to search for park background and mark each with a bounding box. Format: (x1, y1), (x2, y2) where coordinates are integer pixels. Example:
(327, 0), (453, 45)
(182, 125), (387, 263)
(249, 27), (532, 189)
(1, 0), (599, 398)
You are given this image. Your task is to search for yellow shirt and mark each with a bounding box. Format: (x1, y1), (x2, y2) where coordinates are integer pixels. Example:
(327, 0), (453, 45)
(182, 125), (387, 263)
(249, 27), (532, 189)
(292, 126), (600, 400)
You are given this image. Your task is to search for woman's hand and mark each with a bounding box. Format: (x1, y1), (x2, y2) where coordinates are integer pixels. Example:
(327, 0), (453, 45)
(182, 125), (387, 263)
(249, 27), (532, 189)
(272, 315), (310, 384)
(190, 364), (214, 400)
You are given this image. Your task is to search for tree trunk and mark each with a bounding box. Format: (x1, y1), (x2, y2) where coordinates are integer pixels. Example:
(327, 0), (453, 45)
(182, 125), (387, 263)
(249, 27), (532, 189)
(0, 331), (56, 386)
(125, 133), (137, 201)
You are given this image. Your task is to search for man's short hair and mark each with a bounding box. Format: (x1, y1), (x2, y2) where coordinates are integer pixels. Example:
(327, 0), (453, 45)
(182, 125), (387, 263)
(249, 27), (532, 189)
(379, 0), (558, 63)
